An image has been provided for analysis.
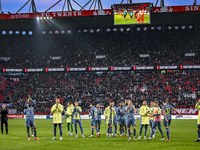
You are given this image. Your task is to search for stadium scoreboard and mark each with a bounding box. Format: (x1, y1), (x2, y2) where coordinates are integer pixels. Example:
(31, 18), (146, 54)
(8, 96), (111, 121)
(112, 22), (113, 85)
(113, 3), (152, 25)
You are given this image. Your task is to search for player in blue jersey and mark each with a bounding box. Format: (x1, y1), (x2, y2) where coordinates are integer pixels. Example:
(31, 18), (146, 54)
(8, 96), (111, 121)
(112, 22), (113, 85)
(125, 100), (137, 141)
(163, 100), (182, 141)
(149, 101), (156, 138)
(31, 98), (36, 136)
(112, 101), (118, 136)
(117, 101), (127, 136)
(24, 99), (39, 140)
(89, 102), (100, 137)
(96, 104), (102, 132)
(72, 101), (85, 138)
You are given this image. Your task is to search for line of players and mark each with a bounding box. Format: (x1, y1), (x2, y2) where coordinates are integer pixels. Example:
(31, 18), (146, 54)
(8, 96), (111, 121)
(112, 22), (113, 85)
(88, 100), (182, 141)
(121, 10), (145, 24)
(50, 98), (182, 141)
(24, 97), (185, 141)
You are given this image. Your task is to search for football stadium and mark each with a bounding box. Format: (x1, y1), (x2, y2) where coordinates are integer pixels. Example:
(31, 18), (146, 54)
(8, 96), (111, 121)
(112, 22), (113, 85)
(0, 0), (200, 150)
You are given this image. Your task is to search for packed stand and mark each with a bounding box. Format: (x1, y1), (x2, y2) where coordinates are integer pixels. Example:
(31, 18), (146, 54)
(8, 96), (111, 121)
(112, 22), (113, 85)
(1, 71), (199, 114)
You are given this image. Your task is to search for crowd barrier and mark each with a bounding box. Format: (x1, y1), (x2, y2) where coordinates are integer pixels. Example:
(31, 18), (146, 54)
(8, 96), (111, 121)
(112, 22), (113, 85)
(8, 114), (198, 120)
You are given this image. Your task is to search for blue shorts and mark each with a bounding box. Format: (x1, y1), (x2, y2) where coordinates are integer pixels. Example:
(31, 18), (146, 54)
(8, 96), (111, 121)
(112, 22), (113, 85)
(149, 120), (154, 128)
(25, 118), (35, 127)
(197, 124), (200, 129)
(113, 116), (117, 126)
(97, 120), (101, 125)
(91, 120), (97, 126)
(118, 118), (126, 125)
(163, 119), (171, 127)
(127, 119), (136, 128)
(152, 121), (161, 129)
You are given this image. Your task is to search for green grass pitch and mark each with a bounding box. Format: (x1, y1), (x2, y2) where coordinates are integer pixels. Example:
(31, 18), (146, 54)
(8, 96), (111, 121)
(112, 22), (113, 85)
(114, 14), (150, 25)
(0, 119), (199, 150)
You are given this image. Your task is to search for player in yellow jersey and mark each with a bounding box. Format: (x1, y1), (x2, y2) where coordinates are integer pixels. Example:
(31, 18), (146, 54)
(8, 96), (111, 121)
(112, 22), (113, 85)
(195, 99), (200, 142)
(138, 101), (150, 139)
(51, 98), (64, 140)
(63, 101), (74, 136)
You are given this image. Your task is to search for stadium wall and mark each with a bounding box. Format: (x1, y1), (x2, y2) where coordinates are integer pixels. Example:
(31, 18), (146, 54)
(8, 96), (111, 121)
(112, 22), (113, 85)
(7, 114), (198, 120)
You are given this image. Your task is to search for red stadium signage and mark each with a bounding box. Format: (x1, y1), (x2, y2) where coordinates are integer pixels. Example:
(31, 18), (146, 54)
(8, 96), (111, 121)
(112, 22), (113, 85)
(0, 9), (112, 20)
(153, 5), (200, 13)
(174, 108), (199, 115)
(8, 114), (24, 119)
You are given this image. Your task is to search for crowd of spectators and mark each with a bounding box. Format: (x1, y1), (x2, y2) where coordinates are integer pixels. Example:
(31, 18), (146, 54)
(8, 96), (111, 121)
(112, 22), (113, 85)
(0, 30), (200, 68)
(1, 29), (200, 113)
(1, 71), (199, 114)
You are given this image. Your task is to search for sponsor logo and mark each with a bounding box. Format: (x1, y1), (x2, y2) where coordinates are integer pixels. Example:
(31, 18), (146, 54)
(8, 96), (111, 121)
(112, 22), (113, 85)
(8, 114), (24, 119)
(27, 69), (43, 72)
(159, 66), (178, 69)
(48, 68), (65, 72)
(174, 108), (198, 115)
(11, 14), (30, 19)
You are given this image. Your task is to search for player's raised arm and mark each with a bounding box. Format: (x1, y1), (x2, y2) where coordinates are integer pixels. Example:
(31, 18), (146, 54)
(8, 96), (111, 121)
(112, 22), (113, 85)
(172, 107), (182, 117)
(125, 100), (131, 111)
(57, 105), (64, 113)
(51, 105), (57, 113)
(77, 107), (82, 113)
(117, 107), (122, 115)
(131, 104), (135, 111)
(112, 108), (116, 115)
(98, 109), (102, 115)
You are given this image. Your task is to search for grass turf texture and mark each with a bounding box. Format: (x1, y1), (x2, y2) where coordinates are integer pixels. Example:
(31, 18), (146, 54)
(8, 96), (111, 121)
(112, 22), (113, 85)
(0, 119), (199, 150)
(114, 14), (150, 25)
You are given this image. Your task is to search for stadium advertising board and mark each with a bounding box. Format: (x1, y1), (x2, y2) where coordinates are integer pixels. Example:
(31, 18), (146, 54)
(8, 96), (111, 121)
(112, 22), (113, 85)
(0, 103), (12, 107)
(139, 54), (149, 58)
(173, 108), (199, 115)
(114, 67), (132, 70)
(185, 53), (195, 56)
(47, 68), (65, 72)
(25, 68), (44, 72)
(136, 66), (154, 70)
(3, 65), (200, 73)
(8, 114), (24, 119)
(113, 3), (151, 25)
(153, 5), (200, 13)
(91, 67), (109, 71)
(0, 57), (11, 61)
(4, 69), (23, 72)
(69, 68), (87, 71)
(183, 65), (200, 69)
(0, 9), (112, 20)
(159, 66), (178, 70)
